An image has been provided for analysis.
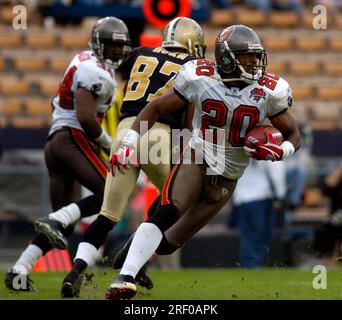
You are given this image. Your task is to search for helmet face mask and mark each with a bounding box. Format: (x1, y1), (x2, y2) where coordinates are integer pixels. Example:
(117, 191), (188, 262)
(90, 17), (131, 69)
(162, 17), (205, 58)
(215, 25), (267, 84)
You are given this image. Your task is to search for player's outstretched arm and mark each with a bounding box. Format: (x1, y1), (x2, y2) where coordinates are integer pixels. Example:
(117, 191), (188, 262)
(108, 89), (186, 176)
(131, 88), (186, 134)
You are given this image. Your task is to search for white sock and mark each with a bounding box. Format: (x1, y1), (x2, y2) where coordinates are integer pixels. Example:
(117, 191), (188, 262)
(120, 223), (163, 278)
(49, 203), (81, 228)
(74, 242), (98, 266)
(12, 244), (43, 275)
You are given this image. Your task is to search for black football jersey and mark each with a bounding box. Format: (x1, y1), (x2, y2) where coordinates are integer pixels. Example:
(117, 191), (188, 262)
(117, 46), (195, 129)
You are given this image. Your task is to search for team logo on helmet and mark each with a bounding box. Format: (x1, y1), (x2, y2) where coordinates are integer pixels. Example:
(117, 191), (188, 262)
(216, 27), (235, 44)
(249, 88), (266, 103)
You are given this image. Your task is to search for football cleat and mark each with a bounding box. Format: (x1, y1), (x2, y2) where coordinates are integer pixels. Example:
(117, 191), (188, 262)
(105, 274), (137, 300)
(113, 241), (153, 290)
(135, 265), (153, 290)
(5, 269), (37, 292)
(34, 217), (68, 250)
(61, 270), (85, 298)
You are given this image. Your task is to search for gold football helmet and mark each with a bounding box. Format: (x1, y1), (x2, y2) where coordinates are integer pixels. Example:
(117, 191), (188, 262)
(162, 17), (205, 58)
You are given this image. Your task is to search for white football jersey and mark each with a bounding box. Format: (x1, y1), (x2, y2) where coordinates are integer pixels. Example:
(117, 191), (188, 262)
(49, 50), (117, 136)
(173, 59), (293, 179)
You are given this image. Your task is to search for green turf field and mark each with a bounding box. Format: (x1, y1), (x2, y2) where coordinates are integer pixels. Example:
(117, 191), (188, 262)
(1, 268), (341, 300)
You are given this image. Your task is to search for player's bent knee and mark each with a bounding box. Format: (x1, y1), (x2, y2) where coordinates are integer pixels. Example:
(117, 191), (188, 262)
(147, 204), (179, 233)
(155, 236), (180, 255)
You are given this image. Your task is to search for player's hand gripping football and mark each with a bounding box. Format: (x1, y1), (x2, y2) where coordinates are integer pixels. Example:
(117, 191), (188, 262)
(108, 145), (136, 176)
(244, 137), (283, 161)
(243, 130), (283, 161)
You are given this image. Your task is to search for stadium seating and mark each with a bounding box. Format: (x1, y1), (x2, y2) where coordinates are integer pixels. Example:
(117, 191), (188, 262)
(323, 61), (342, 76)
(296, 38), (326, 51)
(269, 12), (301, 28)
(39, 81), (58, 97)
(0, 6), (341, 132)
(1, 98), (23, 116)
(289, 61), (320, 75)
(0, 79), (30, 96)
(330, 38), (342, 51)
(317, 86), (342, 101)
(291, 85), (313, 100)
(11, 116), (49, 128)
(26, 33), (56, 48)
(13, 57), (46, 72)
(235, 10), (266, 27)
(49, 57), (70, 73)
(25, 98), (52, 117)
(335, 13), (342, 29)
(0, 58), (5, 71)
(0, 33), (22, 47)
(0, 6), (14, 24)
(263, 38), (293, 52)
(60, 33), (88, 49)
(266, 61), (285, 75)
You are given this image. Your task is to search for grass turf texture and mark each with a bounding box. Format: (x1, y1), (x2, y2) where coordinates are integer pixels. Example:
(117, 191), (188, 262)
(1, 268), (341, 300)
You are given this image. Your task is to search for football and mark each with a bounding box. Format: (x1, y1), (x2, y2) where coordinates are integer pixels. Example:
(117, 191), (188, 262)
(244, 125), (283, 148)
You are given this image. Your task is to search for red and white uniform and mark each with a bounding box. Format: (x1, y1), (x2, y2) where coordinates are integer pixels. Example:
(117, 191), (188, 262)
(49, 50), (116, 136)
(173, 59), (293, 179)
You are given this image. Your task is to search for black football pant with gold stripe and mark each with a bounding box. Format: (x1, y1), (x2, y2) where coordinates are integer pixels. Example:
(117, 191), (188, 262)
(32, 128), (107, 254)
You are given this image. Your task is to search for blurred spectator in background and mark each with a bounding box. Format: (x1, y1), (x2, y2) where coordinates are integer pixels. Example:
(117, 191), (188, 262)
(229, 160), (287, 268)
(246, 0), (303, 11)
(314, 162), (342, 261)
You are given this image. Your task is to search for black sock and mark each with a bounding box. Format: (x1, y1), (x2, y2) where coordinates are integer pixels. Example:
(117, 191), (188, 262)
(82, 215), (116, 249)
(72, 258), (88, 274)
(76, 192), (104, 218)
(32, 233), (53, 255)
(32, 225), (74, 255)
(147, 195), (161, 219)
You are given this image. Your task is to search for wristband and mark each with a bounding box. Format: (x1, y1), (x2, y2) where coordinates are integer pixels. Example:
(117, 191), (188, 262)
(280, 141), (295, 159)
(95, 130), (113, 149)
(122, 129), (140, 147)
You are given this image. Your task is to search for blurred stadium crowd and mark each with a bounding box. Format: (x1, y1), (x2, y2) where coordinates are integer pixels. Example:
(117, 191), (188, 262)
(0, 0), (341, 270)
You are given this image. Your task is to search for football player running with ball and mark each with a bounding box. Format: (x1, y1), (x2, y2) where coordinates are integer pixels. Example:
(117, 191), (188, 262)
(106, 25), (301, 300)
(59, 17), (206, 298)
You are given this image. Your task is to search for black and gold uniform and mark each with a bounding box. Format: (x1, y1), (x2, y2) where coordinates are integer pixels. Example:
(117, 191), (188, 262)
(100, 17), (206, 223)
(119, 46), (194, 129)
